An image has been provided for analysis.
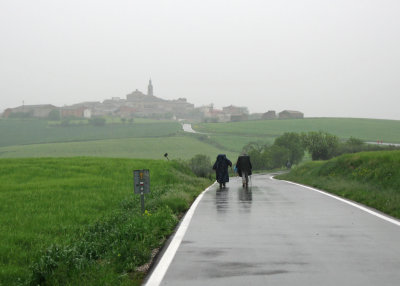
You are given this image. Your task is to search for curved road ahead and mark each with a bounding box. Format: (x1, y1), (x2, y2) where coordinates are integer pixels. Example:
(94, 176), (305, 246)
(145, 174), (400, 286)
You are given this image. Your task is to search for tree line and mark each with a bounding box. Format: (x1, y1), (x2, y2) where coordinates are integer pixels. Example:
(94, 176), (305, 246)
(188, 131), (400, 177)
(244, 131), (399, 170)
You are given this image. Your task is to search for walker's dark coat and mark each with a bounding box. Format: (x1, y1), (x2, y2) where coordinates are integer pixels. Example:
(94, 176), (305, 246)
(236, 155), (252, 177)
(213, 154), (232, 184)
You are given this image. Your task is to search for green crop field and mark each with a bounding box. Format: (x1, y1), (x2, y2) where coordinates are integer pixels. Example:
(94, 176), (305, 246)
(0, 135), (236, 160)
(194, 118), (400, 143)
(0, 118), (181, 147)
(208, 134), (275, 152)
(2, 117), (399, 160)
(0, 157), (212, 285)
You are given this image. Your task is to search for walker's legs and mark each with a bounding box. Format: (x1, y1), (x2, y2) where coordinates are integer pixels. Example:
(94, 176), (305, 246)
(242, 172), (249, 187)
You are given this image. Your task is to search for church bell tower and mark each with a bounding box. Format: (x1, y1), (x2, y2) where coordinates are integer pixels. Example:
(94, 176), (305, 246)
(147, 79), (153, 96)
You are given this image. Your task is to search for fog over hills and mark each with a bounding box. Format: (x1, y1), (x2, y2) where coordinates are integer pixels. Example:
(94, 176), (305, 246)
(1, 0), (399, 120)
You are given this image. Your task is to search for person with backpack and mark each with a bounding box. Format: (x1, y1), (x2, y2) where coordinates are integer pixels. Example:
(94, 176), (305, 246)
(212, 154), (232, 189)
(236, 154), (252, 187)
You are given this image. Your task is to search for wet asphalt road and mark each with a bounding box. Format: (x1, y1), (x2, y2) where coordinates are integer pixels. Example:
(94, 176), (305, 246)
(146, 174), (400, 286)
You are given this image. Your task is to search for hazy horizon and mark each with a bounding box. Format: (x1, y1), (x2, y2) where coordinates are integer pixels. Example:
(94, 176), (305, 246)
(1, 0), (399, 120)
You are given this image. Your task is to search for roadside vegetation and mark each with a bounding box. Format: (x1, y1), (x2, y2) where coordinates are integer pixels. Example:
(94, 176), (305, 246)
(187, 154), (213, 179)
(276, 150), (400, 219)
(0, 157), (212, 285)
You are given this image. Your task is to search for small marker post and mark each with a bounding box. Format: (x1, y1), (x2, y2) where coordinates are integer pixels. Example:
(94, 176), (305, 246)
(134, 169), (150, 214)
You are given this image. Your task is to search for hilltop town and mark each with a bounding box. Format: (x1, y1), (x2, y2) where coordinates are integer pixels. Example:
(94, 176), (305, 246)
(1, 80), (304, 122)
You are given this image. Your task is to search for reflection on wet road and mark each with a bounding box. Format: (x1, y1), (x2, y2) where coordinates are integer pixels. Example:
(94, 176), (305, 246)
(215, 188), (229, 213)
(238, 187), (252, 213)
(215, 186), (253, 214)
(147, 174), (400, 286)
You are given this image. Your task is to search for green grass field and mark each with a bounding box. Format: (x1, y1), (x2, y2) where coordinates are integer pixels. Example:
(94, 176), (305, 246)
(0, 119), (181, 147)
(276, 150), (400, 219)
(0, 135), (236, 160)
(194, 118), (400, 143)
(208, 134), (275, 152)
(1, 117), (399, 160)
(0, 157), (211, 285)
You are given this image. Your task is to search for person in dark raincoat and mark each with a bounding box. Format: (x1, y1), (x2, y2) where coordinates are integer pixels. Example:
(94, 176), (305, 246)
(236, 154), (252, 187)
(213, 154), (232, 189)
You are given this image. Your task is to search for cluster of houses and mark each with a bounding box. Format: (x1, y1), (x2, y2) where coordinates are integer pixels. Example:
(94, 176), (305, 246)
(1, 80), (304, 122)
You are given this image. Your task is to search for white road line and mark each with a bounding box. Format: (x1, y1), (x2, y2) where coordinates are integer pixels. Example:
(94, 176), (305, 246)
(144, 182), (216, 286)
(273, 177), (400, 227)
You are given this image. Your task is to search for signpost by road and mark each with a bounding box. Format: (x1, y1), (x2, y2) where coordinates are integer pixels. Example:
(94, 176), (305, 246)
(133, 169), (150, 213)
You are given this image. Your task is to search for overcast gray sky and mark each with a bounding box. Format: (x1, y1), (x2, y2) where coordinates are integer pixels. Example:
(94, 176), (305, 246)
(1, 0), (399, 119)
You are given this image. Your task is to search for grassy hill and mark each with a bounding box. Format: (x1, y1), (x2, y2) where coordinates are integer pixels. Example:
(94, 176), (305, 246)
(0, 118), (181, 147)
(276, 150), (400, 219)
(1, 117), (399, 160)
(0, 157), (212, 285)
(0, 135), (236, 160)
(0, 119), (237, 160)
(194, 118), (400, 144)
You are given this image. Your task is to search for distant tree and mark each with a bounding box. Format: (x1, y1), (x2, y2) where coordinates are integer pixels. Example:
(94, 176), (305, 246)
(243, 144), (289, 170)
(121, 118), (127, 124)
(9, 111), (33, 118)
(204, 117), (219, 123)
(273, 132), (304, 164)
(89, 117), (106, 126)
(164, 112), (174, 119)
(301, 131), (339, 160)
(267, 145), (290, 168)
(241, 136), (303, 170)
(346, 137), (364, 148)
(240, 141), (274, 170)
(246, 148), (265, 170)
(60, 118), (70, 127)
(336, 137), (367, 155)
(128, 118), (134, 124)
(240, 141), (268, 169)
(242, 141), (267, 153)
(48, 109), (60, 121)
